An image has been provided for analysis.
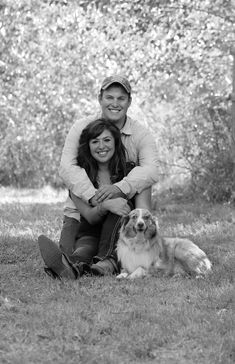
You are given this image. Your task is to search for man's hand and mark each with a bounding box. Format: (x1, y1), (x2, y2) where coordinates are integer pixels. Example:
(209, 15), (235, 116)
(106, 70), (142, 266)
(89, 195), (98, 207)
(103, 197), (131, 216)
(95, 185), (125, 203)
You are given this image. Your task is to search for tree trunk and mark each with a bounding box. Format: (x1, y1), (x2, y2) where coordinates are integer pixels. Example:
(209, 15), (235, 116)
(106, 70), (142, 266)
(231, 48), (235, 198)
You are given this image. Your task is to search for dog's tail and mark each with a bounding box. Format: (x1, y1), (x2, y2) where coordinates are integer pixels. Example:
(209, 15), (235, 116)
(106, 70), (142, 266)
(194, 255), (212, 276)
(184, 250), (212, 276)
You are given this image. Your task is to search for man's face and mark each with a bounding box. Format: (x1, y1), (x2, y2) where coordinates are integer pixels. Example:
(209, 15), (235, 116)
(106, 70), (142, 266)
(99, 84), (132, 129)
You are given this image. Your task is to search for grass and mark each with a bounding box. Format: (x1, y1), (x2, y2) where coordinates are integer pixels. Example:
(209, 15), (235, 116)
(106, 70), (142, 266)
(0, 186), (234, 364)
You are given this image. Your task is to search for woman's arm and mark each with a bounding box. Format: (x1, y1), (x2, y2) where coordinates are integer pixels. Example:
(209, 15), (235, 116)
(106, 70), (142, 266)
(70, 192), (131, 224)
(70, 192), (107, 224)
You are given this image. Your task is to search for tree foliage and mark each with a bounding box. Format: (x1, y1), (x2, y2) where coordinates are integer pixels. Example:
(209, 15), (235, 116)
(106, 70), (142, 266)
(0, 0), (234, 200)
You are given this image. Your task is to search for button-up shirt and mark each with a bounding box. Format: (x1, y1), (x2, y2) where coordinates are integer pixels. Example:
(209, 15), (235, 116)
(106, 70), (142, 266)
(59, 114), (159, 220)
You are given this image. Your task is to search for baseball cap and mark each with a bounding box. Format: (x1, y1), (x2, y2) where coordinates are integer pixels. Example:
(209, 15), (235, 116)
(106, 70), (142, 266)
(100, 75), (131, 94)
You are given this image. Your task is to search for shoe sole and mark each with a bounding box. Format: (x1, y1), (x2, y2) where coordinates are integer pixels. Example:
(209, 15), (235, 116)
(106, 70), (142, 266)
(38, 235), (77, 280)
(44, 267), (60, 280)
(90, 265), (105, 276)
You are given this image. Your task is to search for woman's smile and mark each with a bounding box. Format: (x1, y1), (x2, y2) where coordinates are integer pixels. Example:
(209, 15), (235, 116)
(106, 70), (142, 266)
(96, 150), (109, 157)
(98, 150), (108, 154)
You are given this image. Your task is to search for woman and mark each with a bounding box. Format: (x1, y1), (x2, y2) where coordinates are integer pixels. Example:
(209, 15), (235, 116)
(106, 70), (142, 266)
(38, 118), (151, 279)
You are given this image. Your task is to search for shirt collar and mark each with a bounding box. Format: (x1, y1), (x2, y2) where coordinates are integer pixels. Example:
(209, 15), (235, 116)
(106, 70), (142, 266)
(97, 112), (132, 135)
(120, 116), (132, 135)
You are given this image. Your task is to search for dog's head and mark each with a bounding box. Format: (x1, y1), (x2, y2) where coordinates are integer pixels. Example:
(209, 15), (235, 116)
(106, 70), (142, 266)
(120, 208), (158, 239)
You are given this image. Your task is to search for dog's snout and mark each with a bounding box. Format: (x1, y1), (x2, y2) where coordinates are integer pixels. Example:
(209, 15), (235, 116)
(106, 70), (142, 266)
(136, 220), (145, 231)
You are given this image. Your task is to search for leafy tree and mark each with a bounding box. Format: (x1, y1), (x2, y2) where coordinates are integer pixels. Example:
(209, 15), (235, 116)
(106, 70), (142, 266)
(0, 0), (234, 201)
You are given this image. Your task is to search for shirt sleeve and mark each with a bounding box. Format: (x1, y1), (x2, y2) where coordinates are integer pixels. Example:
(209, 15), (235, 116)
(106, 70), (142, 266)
(114, 128), (159, 198)
(59, 119), (97, 203)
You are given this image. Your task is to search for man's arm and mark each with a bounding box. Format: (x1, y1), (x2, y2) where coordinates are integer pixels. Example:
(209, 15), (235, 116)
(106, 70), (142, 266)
(59, 118), (97, 203)
(114, 128), (159, 199)
(135, 187), (152, 210)
(94, 128), (158, 203)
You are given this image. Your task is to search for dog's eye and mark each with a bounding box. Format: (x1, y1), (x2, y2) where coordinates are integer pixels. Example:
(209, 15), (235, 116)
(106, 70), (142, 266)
(131, 215), (137, 220)
(143, 215), (149, 221)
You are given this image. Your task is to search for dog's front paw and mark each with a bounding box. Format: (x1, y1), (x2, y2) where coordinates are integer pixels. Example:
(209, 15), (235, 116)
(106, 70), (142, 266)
(128, 267), (148, 279)
(116, 272), (129, 279)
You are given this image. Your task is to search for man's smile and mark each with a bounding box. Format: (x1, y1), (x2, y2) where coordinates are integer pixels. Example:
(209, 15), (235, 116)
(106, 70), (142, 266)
(99, 84), (132, 128)
(108, 108), (121, 113)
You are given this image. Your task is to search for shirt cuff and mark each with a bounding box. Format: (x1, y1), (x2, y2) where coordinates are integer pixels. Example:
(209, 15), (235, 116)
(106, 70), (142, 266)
(71, 184), (96, 204)
(114, 180), (133, 198)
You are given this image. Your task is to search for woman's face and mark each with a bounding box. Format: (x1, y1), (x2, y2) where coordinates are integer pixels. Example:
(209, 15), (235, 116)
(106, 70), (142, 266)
(89, 129), (115, 165)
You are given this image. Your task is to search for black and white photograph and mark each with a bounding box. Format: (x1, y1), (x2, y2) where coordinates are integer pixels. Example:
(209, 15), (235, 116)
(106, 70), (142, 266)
(0, 0), (234, 363)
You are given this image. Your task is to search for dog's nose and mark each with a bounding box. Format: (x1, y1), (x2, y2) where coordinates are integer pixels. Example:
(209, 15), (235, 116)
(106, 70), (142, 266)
(137, 221), (144, 229)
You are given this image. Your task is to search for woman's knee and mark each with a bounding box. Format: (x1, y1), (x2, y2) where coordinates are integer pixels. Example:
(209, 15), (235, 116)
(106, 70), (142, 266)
(71, 236), (99, 264)
(59, 217), (81, 256)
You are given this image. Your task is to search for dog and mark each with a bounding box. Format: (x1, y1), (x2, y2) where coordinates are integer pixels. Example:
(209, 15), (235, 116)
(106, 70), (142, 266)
(116, 208), (212, 279)
(116, 208), (160, 279)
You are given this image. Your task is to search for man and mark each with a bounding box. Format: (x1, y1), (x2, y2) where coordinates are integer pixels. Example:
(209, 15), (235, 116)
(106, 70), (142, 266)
(60, 75), (158, 207)
(57, 75), (159, 275)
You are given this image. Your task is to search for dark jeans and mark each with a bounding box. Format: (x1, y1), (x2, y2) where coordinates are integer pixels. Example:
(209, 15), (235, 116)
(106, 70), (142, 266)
(59, 213), (123, 266)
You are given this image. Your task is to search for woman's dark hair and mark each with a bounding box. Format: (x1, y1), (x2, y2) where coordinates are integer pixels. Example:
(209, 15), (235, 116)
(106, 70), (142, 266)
(77, 118), (130, 187)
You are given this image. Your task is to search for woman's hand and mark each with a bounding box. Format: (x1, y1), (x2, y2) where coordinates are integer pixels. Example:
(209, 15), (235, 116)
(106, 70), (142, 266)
(103, 197), (131, 216)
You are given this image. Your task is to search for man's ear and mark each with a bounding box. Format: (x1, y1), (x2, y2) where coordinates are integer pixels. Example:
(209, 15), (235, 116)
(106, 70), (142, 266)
(127, 95), (132, 108)
(98, 92), (102, 105)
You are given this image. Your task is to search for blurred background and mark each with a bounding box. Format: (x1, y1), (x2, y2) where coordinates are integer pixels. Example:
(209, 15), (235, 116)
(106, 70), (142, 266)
(0, 0), (234, 202)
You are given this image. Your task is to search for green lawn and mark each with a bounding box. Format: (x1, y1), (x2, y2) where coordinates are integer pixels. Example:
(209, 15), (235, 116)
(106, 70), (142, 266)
(0, 187), (234, 364)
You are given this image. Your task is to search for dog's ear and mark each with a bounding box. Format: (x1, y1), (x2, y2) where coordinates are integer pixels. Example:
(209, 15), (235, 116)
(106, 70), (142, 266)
(152, 215), (159, 231)
(147, 214), (159, 239)
(120, 214), (130, 228)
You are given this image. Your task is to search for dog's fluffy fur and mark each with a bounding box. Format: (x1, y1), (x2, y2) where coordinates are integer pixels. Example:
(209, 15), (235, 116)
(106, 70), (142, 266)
(116, 208), (159, 279)
(116, 208), (212, 279)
